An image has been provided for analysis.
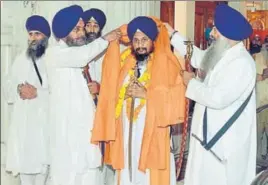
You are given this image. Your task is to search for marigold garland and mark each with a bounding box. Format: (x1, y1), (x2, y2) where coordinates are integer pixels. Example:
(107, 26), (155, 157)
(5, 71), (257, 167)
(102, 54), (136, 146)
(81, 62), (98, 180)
(115, 48), (152, 122)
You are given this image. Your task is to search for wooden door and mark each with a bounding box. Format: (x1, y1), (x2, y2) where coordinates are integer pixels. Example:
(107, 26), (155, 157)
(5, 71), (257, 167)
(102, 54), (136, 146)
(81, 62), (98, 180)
(160, 1), (174, 28)
(194, 1), (227, 49)
(195, 13), (203, 48)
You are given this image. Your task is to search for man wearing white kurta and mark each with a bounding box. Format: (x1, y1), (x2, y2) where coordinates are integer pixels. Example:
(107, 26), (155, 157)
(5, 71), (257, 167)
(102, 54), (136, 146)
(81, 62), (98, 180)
(165, 4), (256, 185)
(44, 5), (121, 185)
(82, 8), (115, 185)
(3, 15), (51, 185)
(83, 8), (106, 92)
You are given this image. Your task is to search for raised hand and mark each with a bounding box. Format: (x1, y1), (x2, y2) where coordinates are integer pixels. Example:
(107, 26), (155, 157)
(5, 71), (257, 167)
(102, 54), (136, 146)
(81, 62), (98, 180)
(102, 29), (122, 42)
(183, 71), (195, 86)
(163, 22), (175, 37)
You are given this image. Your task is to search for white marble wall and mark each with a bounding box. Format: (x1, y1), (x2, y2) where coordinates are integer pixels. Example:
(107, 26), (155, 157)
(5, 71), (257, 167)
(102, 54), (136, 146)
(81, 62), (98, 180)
(1, 1), (160, 185)
(1, 18), (20, 185)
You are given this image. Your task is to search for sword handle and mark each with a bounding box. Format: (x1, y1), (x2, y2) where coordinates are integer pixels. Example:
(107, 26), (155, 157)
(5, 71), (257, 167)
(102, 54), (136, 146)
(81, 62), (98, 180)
(191, 134), (225, 163)
(83, 66), (103, 159)
(83, 65), (93, 83)
(83, 66), (98, 105)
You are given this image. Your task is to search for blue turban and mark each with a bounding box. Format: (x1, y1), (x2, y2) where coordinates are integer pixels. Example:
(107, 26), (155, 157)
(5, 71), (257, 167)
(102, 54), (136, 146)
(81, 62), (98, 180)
(127, 16), (158, 41)
(215, 4), (253, 41)
(82, 8), (106, 30)
(52, 5), (83, 39)
(26, 15), (51, 38)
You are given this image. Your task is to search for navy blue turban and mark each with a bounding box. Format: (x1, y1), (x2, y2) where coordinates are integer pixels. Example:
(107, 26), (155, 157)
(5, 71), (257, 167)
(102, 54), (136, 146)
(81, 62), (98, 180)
(127, 16), (158, 41)
(52, 5), (83, 39)
(26, 15), (51, 38)
(215, 4), (253, 41)
(82, 8), (106, 30)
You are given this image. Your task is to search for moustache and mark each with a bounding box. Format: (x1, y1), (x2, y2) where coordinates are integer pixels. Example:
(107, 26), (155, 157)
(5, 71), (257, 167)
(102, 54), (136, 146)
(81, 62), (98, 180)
(28, 39), (43, 50)
(87, 32), (98, 38)
(76, 36), (86, 41)
(29, 40), (37, 46)
(135, 47), (147, 52)
(85, 32), (101, 44)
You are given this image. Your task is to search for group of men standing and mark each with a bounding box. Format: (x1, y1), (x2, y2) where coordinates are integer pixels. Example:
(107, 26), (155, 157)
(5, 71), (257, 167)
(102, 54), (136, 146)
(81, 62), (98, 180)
(3, 3), (258, 185)
(4, 5), (118, 185)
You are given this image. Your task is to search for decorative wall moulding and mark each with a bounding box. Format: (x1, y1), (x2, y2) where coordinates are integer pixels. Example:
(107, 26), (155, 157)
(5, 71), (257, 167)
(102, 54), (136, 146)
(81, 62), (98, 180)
(23, 0), (37, 14)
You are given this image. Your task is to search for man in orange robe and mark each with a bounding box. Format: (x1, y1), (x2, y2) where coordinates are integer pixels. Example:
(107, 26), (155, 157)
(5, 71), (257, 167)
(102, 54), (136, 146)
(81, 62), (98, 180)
(91, 16), (186, 185)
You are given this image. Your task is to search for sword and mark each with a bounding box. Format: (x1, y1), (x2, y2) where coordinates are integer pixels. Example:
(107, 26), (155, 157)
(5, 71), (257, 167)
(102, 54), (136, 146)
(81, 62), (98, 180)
(128, 63), (139, 182)
(82, 65), (104, 158)
(176, 40), (194, 179)
(191, 133), (226, 164)
(82, 65), (98, 106)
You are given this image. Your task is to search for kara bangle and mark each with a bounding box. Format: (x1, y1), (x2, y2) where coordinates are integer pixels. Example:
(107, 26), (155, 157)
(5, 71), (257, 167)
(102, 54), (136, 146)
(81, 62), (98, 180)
(170, 30), (178, 40)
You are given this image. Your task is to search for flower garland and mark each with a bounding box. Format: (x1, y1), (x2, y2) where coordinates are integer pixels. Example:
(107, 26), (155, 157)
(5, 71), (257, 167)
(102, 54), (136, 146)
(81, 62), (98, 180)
(115, 48), (152, 122)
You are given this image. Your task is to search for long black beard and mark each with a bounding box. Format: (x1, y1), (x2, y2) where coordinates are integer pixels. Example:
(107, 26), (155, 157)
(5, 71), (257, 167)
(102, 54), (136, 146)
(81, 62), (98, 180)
(26, 38), (48, 60)
(86, 31), (101, 44)
(133, 47), (153, 62)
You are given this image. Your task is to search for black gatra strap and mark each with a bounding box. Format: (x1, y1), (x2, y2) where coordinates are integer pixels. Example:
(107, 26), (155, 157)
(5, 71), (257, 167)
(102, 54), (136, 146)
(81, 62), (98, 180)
(31, 57), (43, 85)
(202, 89), (254, 150)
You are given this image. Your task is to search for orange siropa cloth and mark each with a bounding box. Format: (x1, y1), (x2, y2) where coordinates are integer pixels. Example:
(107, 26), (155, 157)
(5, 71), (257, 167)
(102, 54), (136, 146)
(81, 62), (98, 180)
(91, 16), (186, 185)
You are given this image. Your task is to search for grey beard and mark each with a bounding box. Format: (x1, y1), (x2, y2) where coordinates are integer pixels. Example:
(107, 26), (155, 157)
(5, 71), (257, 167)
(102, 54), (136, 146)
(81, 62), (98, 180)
(199, 37), (231, 81)
(65, 36), (87, 47)
(27, 37), (48, 60)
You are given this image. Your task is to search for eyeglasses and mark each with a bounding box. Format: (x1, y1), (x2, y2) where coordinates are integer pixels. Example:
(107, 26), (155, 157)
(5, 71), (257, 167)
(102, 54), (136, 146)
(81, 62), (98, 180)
(132, 38), (149, 46)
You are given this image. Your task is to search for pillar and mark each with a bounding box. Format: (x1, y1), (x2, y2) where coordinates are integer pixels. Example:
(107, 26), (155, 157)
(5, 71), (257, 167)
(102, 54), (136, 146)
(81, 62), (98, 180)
(174, 1), (195, 68)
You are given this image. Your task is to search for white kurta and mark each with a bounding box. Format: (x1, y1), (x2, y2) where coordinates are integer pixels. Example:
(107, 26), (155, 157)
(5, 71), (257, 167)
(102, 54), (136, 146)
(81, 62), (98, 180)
(115, 64), (176, 185)
(3, 52), (49, 176)
(88, 53), (104, 84)
(44, 38), (108, 185)
(171, 33), (257, 185)
(89, 53), (116, 185)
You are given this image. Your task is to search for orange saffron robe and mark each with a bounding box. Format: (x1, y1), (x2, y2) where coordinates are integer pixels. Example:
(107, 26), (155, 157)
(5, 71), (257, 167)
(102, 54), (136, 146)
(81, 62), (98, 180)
(91, 17), (186, 185)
